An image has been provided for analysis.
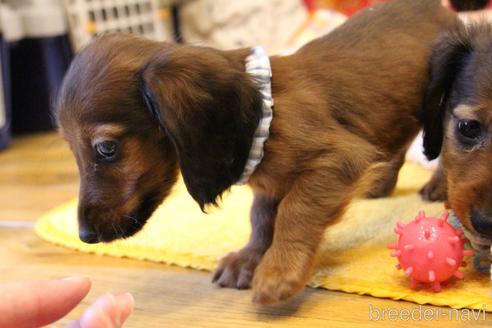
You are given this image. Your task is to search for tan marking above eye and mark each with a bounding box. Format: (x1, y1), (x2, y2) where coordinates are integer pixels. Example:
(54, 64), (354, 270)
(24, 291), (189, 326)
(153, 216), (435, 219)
(452, 104), (479, 121)
(92, 124), (127, 145)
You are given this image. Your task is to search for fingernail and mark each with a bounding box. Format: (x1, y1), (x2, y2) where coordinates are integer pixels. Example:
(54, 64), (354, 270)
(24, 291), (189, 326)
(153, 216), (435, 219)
(62, 276), (90, 284)
(79, 293), (118, 328)
(61, 276), (91, 288)
(117, 293), (135, 309)
(95, 293), (117, 309)
(115, 293), (135, 324)
(95, 293), (118, 327)
(62, 276), (84, 281)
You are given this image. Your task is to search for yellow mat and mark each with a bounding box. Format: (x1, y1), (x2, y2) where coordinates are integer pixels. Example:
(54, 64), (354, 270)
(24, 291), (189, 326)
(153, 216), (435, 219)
(35, 163), (492, 311)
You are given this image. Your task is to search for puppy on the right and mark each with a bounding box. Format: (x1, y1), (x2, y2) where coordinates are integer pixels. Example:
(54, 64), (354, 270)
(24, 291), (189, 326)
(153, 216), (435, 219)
(420, 21), (492, 239)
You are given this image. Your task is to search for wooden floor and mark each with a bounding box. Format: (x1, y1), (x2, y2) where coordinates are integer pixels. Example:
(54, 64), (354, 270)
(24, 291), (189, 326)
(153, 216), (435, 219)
(0, 132), (490, 327)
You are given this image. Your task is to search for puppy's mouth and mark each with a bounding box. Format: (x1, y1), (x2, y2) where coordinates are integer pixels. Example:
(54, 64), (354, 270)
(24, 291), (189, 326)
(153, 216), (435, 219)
(79, 190), (164, 243)
(451, 211), (492, 243)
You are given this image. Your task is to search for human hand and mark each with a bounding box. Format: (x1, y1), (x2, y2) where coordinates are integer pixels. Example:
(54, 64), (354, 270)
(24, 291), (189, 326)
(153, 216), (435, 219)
(0, 276), (134, 328)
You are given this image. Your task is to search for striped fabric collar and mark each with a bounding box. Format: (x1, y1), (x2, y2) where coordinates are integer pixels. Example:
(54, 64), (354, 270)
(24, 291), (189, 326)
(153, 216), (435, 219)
(236, 46), (274, 185)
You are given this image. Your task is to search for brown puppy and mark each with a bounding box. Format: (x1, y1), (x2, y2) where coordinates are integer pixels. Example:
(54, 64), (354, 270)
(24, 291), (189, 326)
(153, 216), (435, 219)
(56, 0), (456, 304)
(420, 21), (492, 239)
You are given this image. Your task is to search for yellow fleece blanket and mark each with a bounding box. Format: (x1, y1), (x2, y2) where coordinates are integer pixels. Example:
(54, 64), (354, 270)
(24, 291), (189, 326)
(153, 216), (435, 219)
(35, 163), (491, 311)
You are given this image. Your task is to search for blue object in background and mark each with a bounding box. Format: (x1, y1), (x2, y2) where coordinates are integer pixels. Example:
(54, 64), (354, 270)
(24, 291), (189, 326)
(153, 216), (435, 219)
(0, 25), (12, 150)
(10, 34), (72, 133)
(6, 2), (73, 134)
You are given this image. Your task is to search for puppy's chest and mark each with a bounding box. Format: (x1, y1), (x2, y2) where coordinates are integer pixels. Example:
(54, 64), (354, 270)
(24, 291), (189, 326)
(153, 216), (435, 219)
(248, 169), (292, 200)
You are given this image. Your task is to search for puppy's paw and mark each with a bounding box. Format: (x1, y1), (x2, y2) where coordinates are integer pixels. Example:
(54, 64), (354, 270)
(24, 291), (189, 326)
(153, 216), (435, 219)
(251, 251), (308, 305)
(419, 180), (447, 202)
(212, 248), (264, 289)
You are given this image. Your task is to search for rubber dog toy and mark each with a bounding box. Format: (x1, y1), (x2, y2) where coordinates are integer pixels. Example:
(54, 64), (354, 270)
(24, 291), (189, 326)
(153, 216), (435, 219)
(388, 211), (473, 291)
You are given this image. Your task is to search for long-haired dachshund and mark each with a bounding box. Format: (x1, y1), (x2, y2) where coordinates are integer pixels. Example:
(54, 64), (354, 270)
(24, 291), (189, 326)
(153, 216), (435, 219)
(56, 0), (456, 304)
(420, 21), (492, 241)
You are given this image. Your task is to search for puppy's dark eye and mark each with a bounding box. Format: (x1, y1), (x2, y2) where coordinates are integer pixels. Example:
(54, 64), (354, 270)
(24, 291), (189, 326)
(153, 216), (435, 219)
(457, 120), (482, 140)
(95, 141), (117, 160)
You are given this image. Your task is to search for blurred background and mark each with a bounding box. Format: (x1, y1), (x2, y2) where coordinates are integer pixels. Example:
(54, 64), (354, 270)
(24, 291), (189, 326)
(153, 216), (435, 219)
(0, 0), (489, 150)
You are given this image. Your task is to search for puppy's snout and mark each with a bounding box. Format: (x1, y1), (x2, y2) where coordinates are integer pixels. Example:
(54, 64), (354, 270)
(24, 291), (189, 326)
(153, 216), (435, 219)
(470, 209), (492, 237)
(78, 205), (100, 244)
(79, 225), (99, 244)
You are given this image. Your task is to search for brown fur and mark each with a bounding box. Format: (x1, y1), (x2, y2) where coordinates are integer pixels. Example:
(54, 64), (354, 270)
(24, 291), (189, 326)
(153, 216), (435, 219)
(56, 0), (456, 304)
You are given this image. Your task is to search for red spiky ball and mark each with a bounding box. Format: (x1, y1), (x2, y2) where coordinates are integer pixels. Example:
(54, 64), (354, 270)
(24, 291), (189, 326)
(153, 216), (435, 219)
(388, 211), (473, 292)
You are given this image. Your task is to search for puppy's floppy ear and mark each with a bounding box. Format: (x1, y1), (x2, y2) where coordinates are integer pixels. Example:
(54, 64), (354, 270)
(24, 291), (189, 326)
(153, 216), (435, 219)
(139, 46), (263, 210)
(422, 23), (473, 160)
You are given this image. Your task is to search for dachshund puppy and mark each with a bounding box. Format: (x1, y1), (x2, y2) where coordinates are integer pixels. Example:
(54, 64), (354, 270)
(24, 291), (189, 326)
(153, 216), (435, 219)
(56, 0), (456, 304)
(419, 22), (492, 240)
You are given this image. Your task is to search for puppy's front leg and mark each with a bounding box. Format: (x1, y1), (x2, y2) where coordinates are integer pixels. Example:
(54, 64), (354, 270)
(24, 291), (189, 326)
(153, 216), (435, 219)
(420, 160), (447, 201)
(252, 170), (354, 305)
(213, 193), (279, 289)
(365, 151), (405, 199)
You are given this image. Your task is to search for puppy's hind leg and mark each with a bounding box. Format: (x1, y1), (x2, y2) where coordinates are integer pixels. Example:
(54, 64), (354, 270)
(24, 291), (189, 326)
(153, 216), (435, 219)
(365, 151), (406, 199)
(212, 193), (278, 289)
(420, 160), (447, 202)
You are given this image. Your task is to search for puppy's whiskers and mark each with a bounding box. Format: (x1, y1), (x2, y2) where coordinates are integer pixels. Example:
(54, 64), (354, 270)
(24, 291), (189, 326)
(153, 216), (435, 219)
(111, 221), (119, 237)
(124, 215), (140, 228)
(116, 221), (125, 236)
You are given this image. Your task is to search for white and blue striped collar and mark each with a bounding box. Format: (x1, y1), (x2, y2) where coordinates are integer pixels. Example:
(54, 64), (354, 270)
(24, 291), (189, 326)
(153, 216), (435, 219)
(236, 46), (274, 185)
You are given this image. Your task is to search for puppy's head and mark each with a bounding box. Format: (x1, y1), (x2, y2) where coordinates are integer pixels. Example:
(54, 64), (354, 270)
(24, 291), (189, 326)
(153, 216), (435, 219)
(423, 22), (492, 237)
(57, 34), (262, 243)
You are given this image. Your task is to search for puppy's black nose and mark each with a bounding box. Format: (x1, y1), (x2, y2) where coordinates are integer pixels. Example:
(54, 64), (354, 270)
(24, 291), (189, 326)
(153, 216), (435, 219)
(470, 209), (492, 237)
(79, 226), (99, 244)
(78, 205), (100, 243)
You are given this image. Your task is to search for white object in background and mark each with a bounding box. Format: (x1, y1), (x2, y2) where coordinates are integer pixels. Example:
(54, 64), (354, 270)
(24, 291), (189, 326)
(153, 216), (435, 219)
(180, 0), (308, 55)
(405, 131), (439, 170)
(62, 0), (173, 51)
(0, 5), (23, 42)
(0, 0), (67, 39)
(20, 2), (67, 38)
